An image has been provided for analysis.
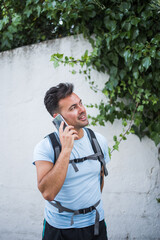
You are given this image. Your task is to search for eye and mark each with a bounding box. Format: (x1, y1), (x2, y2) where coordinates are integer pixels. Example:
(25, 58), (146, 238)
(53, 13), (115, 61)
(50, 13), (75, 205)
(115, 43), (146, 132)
(70, 106), (76, 111)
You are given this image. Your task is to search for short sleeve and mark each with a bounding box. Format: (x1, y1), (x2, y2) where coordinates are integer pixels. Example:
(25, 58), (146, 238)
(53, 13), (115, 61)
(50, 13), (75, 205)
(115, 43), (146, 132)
(33, 137), (55, 165)
(94, 132), (110, 164)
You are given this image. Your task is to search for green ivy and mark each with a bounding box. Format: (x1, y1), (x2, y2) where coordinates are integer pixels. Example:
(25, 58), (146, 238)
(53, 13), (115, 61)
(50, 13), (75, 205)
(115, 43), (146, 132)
(0, 0), (160, 147)
(50, 0), (160, 147)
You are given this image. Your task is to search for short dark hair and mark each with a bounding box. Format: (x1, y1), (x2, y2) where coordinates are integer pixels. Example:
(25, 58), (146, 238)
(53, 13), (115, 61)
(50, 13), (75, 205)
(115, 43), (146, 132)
(44, 83), (74, 116)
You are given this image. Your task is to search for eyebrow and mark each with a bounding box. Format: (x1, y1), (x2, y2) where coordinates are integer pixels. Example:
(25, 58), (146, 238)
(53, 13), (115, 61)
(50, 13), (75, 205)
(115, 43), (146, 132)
(68, 99), (82, 110)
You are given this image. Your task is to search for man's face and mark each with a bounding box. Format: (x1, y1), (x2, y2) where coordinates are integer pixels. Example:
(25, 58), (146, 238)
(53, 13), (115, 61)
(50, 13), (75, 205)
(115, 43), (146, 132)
(58, 93), (89, 130)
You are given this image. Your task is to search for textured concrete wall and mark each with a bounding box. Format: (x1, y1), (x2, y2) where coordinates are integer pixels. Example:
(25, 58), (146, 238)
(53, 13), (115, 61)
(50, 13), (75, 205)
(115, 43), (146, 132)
(0, 35), (160, 240)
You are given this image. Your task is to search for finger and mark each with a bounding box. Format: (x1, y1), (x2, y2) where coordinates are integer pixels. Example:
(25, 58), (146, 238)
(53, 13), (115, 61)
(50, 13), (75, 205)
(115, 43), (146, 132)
(63, 125), (74, 132)
(59, 121), (64, 134)
(68, 129), (78, 136)
(67, 129), (78, 138)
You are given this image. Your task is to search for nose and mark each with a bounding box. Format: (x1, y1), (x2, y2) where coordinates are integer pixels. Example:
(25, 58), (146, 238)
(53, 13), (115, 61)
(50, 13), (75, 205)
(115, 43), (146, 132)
(78, 104), (85, 113)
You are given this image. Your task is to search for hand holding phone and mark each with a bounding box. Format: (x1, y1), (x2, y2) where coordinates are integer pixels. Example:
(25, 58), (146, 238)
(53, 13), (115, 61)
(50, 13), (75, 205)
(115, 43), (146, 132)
(53, 115), (79, 151)
(52, 114), (68, 131)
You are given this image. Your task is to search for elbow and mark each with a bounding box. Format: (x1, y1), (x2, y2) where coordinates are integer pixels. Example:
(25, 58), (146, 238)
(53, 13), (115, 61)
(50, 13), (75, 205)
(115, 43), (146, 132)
(38, 183), (55, 201)
(42, 191), (55, 201)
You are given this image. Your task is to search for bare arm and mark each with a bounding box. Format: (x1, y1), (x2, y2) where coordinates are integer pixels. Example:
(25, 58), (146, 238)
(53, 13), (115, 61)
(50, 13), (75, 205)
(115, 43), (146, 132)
(35, 122), (78, 201)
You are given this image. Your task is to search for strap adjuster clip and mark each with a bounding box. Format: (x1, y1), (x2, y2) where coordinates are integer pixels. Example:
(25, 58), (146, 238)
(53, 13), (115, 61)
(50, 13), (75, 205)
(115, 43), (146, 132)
(89, 206), (93, 212)
(83, 209), (86, 214)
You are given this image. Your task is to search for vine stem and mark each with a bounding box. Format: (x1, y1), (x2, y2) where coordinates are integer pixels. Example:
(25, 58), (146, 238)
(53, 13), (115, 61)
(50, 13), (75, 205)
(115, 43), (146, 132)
(111, 102), (139, 153)
(53, 57), (85, 64)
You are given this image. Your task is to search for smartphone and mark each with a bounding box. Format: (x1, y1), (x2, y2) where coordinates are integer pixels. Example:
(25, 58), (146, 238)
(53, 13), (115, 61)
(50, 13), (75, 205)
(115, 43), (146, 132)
(52, 114), (68, 131)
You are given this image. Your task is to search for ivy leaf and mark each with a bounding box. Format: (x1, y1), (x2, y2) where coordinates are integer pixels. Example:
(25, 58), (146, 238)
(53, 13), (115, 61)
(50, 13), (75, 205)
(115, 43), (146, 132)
(137, 105), (144, 112)
(133, 71), (139, 79)
(122, 136), (127, 140)
(106, 81), (114, 91)
(110, 66), (118, 77)
(119, 69), (127, 79)
(37, 5), (41, 17)
(24, 8), (32, 18)
(122, 21), (131, 31)
(150, 132), (160, 146)
(71, 70), (76, 74)
(132, 29), (139, 39)
(102, 89), (109, 96)
(122, 119), (127, 127)
(105, 36), (111, 49)
(0, 20), (4, 31)
(131, 17), (140, 26)
(156, 51), (160, 59)
(113, 135), (117, 141)
(119, 2), (131, 13)
(56, 53), (64, 59)
(88, 10), (96, 18)
(53, 59), (59, 68)
(113, 143), (119, 151)
(142, 56), (151, 70)
(124, 49), (131, 62)
(107, 52), (119, 66)
(1, 39), (11, 48)
(104, 17), (116, 32)
(150, 47), (156, 58)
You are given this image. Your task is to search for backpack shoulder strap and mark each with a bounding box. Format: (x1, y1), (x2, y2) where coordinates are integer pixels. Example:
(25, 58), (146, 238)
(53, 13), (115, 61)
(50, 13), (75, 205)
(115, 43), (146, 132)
(46, 132), (61, 165)
(84, 128), (108, 177)
(85, 128), (104, 156)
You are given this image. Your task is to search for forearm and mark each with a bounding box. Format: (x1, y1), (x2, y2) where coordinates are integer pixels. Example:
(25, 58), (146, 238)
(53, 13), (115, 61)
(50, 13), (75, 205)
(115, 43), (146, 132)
(38, 149), (71, 201)
(37, 123), (78, 201)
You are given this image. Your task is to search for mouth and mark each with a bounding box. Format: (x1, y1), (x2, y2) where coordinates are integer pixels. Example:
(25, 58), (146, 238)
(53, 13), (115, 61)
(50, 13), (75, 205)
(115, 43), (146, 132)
(78, 113), (87, 121)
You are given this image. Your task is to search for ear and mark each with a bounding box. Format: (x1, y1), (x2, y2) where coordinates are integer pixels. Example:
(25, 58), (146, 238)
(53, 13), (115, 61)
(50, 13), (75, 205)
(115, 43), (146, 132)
(53, 113), (58, 118)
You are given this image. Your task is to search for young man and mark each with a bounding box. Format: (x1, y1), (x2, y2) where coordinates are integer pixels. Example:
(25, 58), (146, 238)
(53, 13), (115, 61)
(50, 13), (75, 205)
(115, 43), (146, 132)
(33, 83), (110, 240)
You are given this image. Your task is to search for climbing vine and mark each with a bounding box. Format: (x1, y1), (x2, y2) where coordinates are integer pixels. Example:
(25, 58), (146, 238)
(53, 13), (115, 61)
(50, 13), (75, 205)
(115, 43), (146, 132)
(0, 0), (160, 148)
(50, 0), (160, 149)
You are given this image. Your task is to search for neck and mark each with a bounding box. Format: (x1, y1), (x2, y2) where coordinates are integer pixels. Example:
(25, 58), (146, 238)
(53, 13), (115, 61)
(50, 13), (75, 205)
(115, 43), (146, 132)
(75, 128), (84, 139)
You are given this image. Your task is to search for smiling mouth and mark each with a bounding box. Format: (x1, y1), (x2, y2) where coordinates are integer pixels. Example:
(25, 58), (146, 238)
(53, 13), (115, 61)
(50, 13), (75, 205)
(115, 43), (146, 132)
(78, 114), (87, 121)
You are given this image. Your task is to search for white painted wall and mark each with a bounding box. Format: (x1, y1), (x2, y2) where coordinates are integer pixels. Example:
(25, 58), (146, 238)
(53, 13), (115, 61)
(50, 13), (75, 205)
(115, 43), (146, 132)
(0, 35), (160, 240)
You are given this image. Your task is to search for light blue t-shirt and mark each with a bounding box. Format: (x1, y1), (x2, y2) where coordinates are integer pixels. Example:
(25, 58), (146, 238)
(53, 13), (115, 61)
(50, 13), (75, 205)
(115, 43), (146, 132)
(33, 128), (110, 229)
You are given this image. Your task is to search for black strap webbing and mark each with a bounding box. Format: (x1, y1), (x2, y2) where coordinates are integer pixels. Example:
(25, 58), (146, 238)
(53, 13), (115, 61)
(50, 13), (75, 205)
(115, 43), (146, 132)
(47, 132), (61, 163)
(85, 128), (108, 176)
(50, 199), (101, 235)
